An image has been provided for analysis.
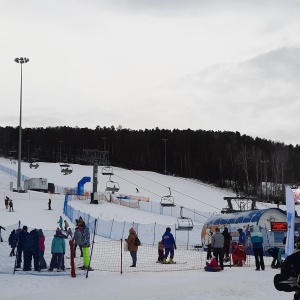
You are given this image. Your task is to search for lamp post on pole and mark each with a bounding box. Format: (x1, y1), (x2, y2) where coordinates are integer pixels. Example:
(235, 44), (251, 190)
(162, 139), (168, 175)
(14, 57), (29, 190)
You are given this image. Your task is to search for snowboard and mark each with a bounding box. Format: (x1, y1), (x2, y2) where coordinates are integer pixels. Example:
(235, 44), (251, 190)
(274, 273), (300, 292)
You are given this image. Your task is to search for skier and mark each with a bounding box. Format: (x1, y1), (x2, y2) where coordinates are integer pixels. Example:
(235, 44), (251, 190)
(162, 227), (177, 264)
(48, 198), (51, 210)
(4, 196), (9, 209)
(57, 216), (63, 230)
(9, 199), (14, 212)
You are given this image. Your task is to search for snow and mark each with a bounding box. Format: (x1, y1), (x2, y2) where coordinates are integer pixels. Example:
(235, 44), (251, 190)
(0, 157), (291, 300)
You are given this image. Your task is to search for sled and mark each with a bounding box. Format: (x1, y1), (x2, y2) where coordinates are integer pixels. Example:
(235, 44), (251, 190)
(274, 273), (300, 292)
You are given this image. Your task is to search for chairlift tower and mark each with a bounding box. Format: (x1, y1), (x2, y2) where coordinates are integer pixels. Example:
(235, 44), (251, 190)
(82, 149), (110, 202)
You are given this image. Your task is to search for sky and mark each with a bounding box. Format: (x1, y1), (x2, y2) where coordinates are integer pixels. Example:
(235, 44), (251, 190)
(0, 156), (292, 300)
(1, 1), (300, 145)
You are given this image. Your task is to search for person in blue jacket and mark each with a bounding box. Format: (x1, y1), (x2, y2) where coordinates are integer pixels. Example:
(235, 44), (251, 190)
(162, 227), (177, 264)
(237, 228), (246, 246)
(251, 225), (265, 271)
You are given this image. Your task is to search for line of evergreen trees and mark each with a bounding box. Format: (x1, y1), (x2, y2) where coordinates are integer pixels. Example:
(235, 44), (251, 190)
(1, 125), (300, 203)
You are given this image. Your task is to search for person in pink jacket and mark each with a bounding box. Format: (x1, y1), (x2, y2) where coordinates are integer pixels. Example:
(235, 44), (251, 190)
(38, 229), (47, 270)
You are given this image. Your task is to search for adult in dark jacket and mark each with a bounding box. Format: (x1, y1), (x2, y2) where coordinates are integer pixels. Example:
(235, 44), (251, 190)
(73, 227), (83, 257)
(211, 227), (225, 270)
(23, 229), (40, 271)
(8, 229), (16, 256)
(125, 227), (139, 267)
(222, 227), (232, 262)
(38, 229), (47, 269)
(162, 227), (177, 264)
(16, 226), (28, 268)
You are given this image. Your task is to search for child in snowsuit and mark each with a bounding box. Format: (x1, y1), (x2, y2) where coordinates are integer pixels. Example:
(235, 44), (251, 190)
(232, 243), (246, 266)
(204, 256), (221, 271)
(157, 241), (164, 263)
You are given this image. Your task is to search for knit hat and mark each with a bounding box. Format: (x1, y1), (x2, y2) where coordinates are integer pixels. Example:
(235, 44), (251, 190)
(22, 226), (28, 231)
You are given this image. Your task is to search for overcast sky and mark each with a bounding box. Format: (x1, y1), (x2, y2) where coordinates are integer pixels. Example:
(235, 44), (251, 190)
(1, 0), (300, 145)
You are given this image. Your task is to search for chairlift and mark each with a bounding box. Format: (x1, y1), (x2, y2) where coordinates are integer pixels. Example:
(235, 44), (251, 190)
(176, 206), (194, 231)
(29, 162), (39, 169)
(105, 180), (120, 193)
(102, 166), (114, 176)
(160, 187), (175, 207)
(59, 163), (73, 175)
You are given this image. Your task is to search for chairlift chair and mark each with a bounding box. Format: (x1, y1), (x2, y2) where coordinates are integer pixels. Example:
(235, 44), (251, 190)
(59, 163), (73, 175)
(176, 206), (194, 231)
(102, 166), (114, 176)
(160, 187), (175, 207)
(105, 180), (120, 193)
(29, 162), (39, 169)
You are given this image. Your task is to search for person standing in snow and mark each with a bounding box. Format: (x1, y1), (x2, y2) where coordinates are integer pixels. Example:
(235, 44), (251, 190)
(9, 199), (14, 212)
(157, 240), (164, 263)
(49, 229), (66, 271)
(8, 229), (16, 256)
(237, 228), (246, 247)
(73, 227), (83, 257)
(57, 216), (63, 230)
(48, 198), (51, 210)
(4, 196), (9, 210)
(204, 228), (212, 261)
(81, 222), (91, 269)
(16, 226), (27, 268)
(162, 227), (177, 264)
(222, 227), (232, 262)
(64, 220), (69, 231)
(250, 225), (265, 271)
(38, 229), (47, 270)
(211, 227), (224, 270)
(125, 227), (139, 267)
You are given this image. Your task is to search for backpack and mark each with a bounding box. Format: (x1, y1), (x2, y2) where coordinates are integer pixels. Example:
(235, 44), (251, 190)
(134, 236), (141, 246)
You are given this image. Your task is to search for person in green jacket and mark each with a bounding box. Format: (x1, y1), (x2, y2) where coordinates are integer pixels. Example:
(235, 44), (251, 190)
(49, 229), (66, 271)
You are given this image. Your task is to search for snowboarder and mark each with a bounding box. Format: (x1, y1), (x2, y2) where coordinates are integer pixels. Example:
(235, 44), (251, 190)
(48, 198), (51, 210)
(162, 227), (177, 264)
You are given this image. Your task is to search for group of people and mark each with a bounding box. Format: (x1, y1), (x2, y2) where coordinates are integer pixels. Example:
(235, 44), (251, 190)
(9, 215), (91, 272)
(204, 225), (265, 271)
(125, 226), (177, 267)
(4, 196), (14, 212)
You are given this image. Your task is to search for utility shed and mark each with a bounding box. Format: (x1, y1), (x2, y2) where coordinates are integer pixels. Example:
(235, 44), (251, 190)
(24, 178), (48, 192)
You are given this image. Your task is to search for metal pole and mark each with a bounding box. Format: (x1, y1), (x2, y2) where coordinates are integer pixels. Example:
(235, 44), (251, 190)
(15, 57), (29, 191)
(17, 63), (23, 190)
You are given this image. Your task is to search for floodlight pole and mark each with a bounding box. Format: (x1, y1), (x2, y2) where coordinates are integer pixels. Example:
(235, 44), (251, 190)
(15, 57), (29, 190)
(162, 139), (168, 175)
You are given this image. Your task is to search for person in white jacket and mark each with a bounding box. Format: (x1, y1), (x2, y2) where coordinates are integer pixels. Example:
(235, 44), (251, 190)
(204, 228), (212, 261)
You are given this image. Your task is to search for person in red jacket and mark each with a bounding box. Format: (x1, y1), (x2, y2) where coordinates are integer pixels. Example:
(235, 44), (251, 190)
(232, 243), (246, 266)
